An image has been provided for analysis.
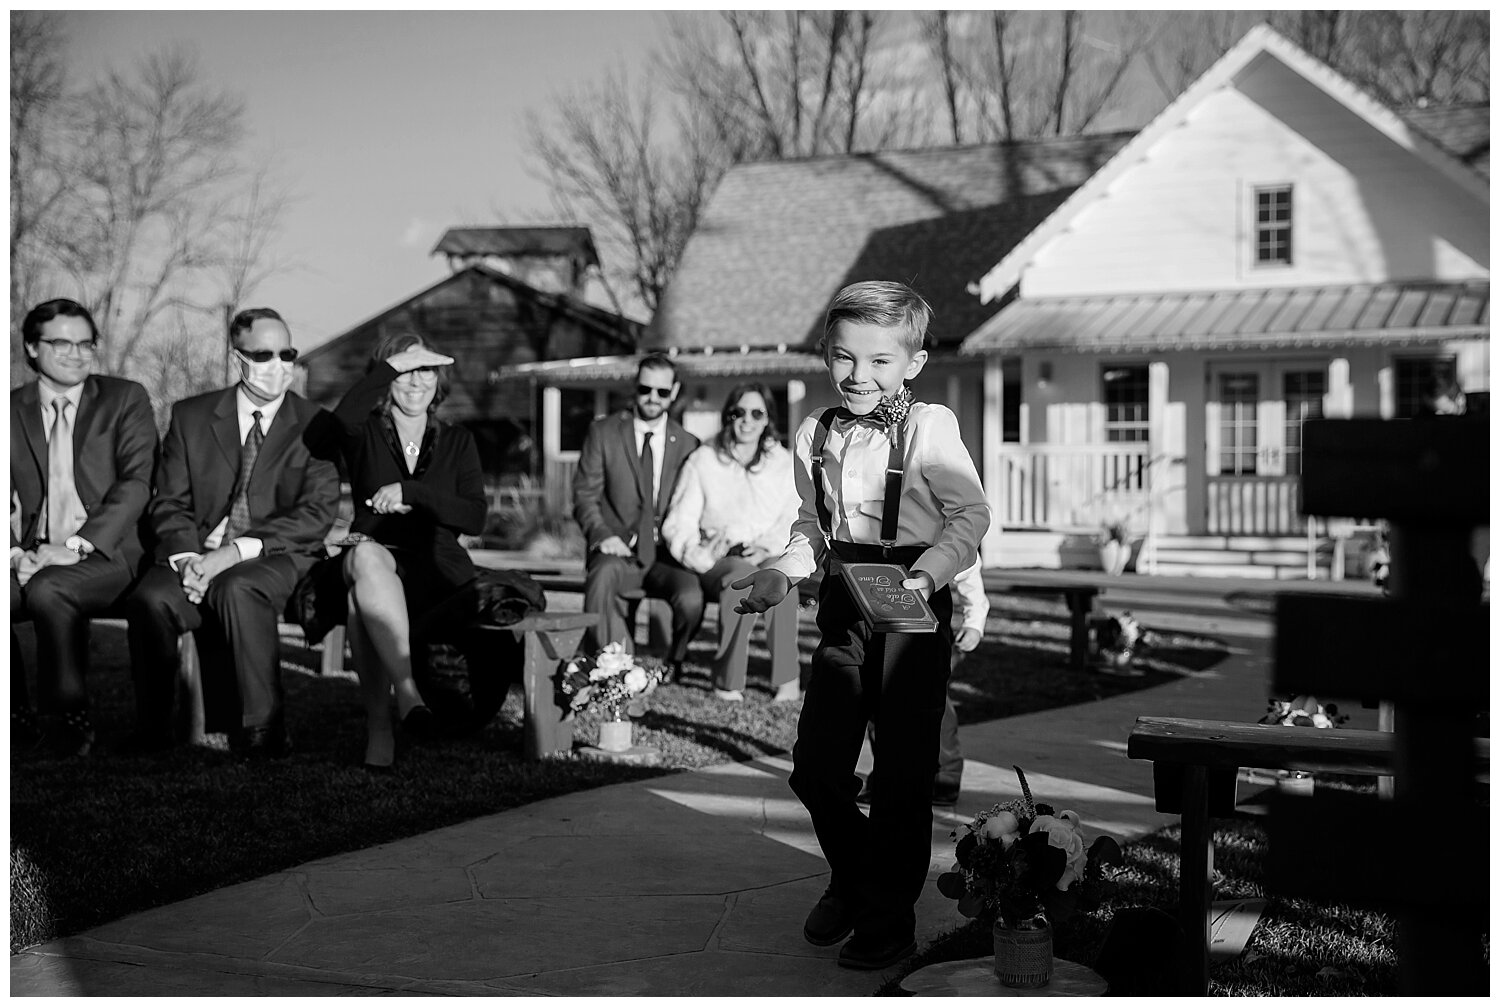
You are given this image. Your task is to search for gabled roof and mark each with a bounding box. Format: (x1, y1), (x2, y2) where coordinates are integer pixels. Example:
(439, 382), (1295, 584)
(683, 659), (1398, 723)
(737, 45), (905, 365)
(975, 24), (1492, 305)
(431, 226), (600, 266)
(649, 132), (1133, 352)
(299, 263), (638, 364)
(1396, 102), (1490, 177)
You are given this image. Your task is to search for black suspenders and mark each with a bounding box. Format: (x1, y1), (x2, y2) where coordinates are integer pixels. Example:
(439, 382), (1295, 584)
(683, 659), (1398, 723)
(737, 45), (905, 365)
(810, 408), (907, 554)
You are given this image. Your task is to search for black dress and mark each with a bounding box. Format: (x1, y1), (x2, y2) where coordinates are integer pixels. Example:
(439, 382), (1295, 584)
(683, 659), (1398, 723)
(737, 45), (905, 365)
(329, 361), (487, 634)
(322, 363), (515, 734)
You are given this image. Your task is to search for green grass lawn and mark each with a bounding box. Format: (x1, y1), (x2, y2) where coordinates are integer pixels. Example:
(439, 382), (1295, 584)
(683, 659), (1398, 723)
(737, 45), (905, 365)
(11, 593), (1418, 995)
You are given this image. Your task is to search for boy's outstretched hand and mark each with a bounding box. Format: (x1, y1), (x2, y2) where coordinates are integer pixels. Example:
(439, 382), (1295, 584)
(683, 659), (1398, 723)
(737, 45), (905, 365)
(731, 569), (791, 614)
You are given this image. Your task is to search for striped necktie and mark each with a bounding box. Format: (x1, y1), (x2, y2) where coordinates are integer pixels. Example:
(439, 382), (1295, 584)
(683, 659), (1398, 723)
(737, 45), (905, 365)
(223, 410), (264, 543)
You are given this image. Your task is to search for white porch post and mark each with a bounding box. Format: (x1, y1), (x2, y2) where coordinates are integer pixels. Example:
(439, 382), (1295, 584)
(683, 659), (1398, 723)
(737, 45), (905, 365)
(785, 378), (805, 441)
(1146, 361), (1185, 571)
(541, 385), (563, 512)
(1326, 358), (1353, 418)
(982, 357), (1004, 564)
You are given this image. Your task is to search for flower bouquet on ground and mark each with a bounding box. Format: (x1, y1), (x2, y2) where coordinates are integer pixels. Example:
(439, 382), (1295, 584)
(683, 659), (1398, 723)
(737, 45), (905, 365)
(555, 642), (665, 721)
(1258, 694), (1348, 729)
(937, 766), (1123, 988)
(937, 765), (1123, 928)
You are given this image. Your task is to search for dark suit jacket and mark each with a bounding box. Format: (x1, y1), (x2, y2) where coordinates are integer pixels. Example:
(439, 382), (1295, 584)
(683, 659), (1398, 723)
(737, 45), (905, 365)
(10, 374), (158, 566)
(572, 410), (698, 554)
(149, 386), (340, 563)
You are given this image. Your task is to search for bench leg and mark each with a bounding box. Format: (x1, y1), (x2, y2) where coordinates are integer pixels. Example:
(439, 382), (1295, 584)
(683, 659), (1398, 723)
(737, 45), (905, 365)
(175, 632), (206, 746)
(520, 624), (588, 759)
(320, 625), (347, 676)
(1067, 597), (1091, 670)
(1178, 764), (1213, 995)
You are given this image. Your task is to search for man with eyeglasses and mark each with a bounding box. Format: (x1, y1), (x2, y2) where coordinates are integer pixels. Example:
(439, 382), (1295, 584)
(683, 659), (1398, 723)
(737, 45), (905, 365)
(10, 298), (158, 757)
(572, 352), (704, 679)
(124, 307), (339, 757)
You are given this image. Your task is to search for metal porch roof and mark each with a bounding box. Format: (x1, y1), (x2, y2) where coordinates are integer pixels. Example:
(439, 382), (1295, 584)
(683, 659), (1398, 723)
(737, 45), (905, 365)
(961, 282), (1489, 354)
(493, 349), (829, 386)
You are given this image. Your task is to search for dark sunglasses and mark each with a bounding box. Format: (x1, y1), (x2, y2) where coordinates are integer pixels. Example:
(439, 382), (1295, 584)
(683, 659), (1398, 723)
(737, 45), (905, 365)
(637, 384), (674, 399)
(236, 348), (300, 363)
(727, 407), (766, 421)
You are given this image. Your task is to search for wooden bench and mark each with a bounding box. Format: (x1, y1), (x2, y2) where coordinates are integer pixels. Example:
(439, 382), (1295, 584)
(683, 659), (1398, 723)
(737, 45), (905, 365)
(179, 611), (597, 760)
(1001, 583), (1100, 669)
(1126, 716), (1489, 994)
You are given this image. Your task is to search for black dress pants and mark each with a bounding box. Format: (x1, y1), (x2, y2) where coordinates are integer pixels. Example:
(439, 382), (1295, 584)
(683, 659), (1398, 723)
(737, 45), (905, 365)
(583, 553), (704, 663)
(788, 566), (953, 943)
(11, 552), (138, 713)
(125, 555), (306, 735)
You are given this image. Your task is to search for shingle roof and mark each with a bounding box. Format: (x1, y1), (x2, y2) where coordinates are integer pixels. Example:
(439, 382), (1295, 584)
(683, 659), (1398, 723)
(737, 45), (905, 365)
(648, 133), (1134, 352)
(962, 282), (1490, 354)
(431, 226), (600, 265)
(1396, 102), (1489, 177)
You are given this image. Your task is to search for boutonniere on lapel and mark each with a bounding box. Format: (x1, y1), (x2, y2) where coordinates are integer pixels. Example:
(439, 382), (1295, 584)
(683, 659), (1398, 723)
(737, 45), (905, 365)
(868, 385), (914, 434)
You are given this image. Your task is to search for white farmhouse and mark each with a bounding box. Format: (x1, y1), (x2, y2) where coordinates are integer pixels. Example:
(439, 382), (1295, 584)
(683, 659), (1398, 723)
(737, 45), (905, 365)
(964, 25), (1488, 576)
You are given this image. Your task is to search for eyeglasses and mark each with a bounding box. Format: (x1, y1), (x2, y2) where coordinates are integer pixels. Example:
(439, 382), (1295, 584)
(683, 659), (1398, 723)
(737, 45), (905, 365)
(728, 407), (766, 421)
(235, 348), (299, 364)
(37, 339), (97, 358)
(395, 367), (439, 382)
(637, 384), (674, 399)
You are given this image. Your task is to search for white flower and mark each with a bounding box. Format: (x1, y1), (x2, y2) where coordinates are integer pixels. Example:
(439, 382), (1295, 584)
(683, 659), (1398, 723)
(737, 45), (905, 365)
(595, 643), (634, 675)
(1031, 814), (1087, 891)
(623, 668), (647, 694)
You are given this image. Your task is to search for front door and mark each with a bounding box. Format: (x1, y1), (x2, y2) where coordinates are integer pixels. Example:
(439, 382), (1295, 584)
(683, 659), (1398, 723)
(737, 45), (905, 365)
(1205, 361), (1326, 534)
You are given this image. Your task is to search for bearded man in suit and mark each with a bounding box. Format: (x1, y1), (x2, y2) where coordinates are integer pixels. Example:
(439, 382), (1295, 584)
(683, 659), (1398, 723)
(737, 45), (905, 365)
(572, 352), (703, 679)
(10, 298), (158, 757)
(124, 307), (339, 757)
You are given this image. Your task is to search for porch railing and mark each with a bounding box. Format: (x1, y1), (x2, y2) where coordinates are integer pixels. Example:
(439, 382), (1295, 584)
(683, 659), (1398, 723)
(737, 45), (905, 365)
(544, 452), (580, 515)
(995, 443), (1157, 529)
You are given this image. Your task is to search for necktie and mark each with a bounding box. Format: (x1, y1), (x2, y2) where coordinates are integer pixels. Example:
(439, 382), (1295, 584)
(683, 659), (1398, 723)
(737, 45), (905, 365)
(636, 431), (656, 566)
(46, 398), (87, 544)
(224, 410), (264, 543)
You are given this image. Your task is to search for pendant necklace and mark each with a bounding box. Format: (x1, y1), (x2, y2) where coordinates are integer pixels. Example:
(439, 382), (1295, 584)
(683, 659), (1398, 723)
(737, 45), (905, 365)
(404, 440), (419, 458)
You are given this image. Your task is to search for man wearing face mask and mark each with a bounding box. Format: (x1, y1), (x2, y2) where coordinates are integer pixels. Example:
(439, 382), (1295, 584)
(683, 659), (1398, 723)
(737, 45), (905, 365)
(124, 307), (339, 757)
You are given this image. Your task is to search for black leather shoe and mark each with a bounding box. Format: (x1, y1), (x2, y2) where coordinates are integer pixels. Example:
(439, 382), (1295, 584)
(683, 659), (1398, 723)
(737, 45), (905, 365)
(837, 931), (917, 970)
(239, 723), (291, 759)
(932, 782), (961, 807)
(45, 709), (94, 758)
(803, 886), (857, 946)
(401, 705), (439, 741)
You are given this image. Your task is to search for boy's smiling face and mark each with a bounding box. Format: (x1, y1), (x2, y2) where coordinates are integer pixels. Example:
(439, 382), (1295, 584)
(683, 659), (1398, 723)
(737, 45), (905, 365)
(824, 320), (928, 415)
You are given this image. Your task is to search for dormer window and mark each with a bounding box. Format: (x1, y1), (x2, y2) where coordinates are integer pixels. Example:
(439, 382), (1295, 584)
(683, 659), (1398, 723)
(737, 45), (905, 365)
(1253, 185), (1293, 266)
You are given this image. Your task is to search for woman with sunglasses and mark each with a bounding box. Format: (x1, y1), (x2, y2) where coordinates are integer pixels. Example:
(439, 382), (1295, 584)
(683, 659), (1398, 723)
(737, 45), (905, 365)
(663, 383), (802, 702)
(320, 332), (487, 769)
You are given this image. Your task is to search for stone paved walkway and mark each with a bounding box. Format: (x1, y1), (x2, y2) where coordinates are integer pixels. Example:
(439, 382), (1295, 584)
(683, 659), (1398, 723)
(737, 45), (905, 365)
(12, 574), (1374, 995)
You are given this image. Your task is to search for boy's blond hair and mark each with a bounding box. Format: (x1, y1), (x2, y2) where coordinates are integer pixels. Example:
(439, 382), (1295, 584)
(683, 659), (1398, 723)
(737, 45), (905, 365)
(821, 280), (932, 355)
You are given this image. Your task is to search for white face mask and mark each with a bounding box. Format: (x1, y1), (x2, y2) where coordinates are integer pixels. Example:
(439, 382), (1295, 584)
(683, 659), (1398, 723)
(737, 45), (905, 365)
(239, 356), (294, 401)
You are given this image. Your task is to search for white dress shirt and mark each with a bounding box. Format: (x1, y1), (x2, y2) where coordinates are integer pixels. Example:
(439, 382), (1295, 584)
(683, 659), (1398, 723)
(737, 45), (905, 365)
(632, 414), (669, 502)
(950, 560), (990, 636)
(662, 442), (799, 574)
(765, 403), (990, 592)
(173, 387), (286, 566)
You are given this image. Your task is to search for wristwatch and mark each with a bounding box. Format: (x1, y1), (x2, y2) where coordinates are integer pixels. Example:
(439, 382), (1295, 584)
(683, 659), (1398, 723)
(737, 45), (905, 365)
(63, 535), (91, 559)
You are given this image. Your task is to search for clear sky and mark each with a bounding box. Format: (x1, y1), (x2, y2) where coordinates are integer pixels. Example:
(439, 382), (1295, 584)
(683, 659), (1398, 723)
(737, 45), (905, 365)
(64, 11), (672, 350)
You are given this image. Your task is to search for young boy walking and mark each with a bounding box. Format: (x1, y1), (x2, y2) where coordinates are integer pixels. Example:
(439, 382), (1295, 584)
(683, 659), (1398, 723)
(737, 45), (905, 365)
(733, 280), (990, 970)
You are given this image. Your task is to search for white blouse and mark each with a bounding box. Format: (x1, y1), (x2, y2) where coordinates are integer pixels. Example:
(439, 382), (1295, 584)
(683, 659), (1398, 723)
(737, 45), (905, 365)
(663, 442), (799, 574)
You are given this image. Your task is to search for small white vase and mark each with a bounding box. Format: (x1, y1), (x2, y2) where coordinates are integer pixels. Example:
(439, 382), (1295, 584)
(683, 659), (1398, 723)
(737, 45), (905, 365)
(598, 718), (632, 752)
